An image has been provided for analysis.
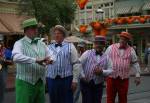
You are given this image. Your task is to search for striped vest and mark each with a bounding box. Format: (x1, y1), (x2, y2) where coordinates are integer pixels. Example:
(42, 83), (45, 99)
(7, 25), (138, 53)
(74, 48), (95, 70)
(16, 38), (46, 85)
(83, 49), (108, 84)
(109, 43), (132, 79)
(46, 42), (73, 78)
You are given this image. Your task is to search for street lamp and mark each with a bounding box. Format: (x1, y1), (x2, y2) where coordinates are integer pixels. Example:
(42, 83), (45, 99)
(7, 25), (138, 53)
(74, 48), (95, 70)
(95, 7), (104, 21)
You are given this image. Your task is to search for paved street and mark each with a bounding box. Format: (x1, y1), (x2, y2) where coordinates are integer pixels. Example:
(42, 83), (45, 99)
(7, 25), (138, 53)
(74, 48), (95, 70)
(3, 76), (150, 103)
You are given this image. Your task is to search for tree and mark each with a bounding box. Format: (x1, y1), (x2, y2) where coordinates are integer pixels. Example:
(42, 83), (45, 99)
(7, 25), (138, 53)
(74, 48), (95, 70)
(18, 0), (76, 33)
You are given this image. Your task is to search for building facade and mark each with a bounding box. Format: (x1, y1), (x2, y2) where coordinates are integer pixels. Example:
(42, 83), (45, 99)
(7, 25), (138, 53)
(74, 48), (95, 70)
(73, 0), (150, 62)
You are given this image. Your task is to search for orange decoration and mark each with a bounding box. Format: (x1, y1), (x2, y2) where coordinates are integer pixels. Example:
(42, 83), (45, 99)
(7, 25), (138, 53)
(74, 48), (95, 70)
(116, 17), (127, 24)
(93, 29), (100, 35)
(100, 28), (108, 36)
(127, 17), (135, 24)
(90, 21), (101, 30)
(90, 21), (108, 36)
(76, 0), (88, 9)
(79, 25), (88, 33)
(138, 17), (146, 24)
(104, 18), (113, 25)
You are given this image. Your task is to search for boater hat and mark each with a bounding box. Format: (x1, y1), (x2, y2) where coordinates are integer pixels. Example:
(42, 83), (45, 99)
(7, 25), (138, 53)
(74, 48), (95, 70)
(22, 18), (38, 29)
(120, 31), (132, 40)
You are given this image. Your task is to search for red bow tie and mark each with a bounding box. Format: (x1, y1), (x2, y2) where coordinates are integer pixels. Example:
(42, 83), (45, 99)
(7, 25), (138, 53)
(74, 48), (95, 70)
(119, 46), (127, 49)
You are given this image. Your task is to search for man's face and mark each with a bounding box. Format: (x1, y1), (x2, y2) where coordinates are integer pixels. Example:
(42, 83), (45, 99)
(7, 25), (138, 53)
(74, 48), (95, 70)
(94, 41), (105, 52)
(119, 36), (129, 46)
(25, 26), (38, 39)
(54, 30), (64, 43)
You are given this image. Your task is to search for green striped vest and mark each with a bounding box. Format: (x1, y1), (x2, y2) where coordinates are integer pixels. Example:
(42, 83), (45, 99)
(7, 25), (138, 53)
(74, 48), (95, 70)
(16, 37), (46, 85)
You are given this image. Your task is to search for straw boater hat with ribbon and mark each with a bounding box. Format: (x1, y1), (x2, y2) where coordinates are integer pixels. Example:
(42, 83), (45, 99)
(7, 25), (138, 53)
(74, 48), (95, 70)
(93, 36), (106, 45)
(22, 18), (38, 29)
(53, 25), (67, 37)
(119, 31), (132, 40)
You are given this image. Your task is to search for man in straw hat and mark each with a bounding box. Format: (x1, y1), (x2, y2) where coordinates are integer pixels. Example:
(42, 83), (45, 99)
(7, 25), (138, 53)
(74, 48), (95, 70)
(79, 36), (113, 103)
(12, 18), (55, 103)
(105, 31), (141, 103)
(46, 25), (80, 103)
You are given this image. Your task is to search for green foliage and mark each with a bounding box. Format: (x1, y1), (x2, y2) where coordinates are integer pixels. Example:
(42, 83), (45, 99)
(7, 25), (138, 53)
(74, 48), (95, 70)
(18, 0), (76, 33)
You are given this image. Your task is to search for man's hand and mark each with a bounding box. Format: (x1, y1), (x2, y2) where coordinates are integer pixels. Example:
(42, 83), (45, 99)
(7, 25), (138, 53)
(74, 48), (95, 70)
(71, 82), (77, 93)
(36, 58), (46, 66)
(4, 60), (13, 65)
(94, 67), (103, 75)
(44, 57), (53, 65)
(80, 77), (88, 83)
(36, 57), (53, 66)
(134, 77), (141, 86)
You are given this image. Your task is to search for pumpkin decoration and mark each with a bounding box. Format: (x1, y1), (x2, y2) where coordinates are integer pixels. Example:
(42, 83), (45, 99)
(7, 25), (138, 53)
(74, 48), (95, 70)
(90, 21), (101, 30)
(76, 0), (88, 9)
(79, 25), (88, 33)
(116, 17), (127, 25)
(144, 15), (150, 20)
(90, 21), (108, 36)
(112, 18), (118, 24)
(104, 18), (113, 25)
(127, 16), (135, 24)
(100, 27), (108, 36)
(138, 16), (146, 24)
(116, 18), (123, 25)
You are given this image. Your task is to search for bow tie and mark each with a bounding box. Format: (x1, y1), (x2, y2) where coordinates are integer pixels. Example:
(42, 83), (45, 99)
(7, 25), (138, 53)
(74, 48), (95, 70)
(55, 43), (62, 47)
(119, 46), (127, 49)
(31, 38), (40, 44)
(95, 51), (103, 56)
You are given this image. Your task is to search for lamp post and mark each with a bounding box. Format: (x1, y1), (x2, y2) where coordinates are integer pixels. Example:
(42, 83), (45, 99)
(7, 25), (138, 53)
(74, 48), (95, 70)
(95, 7), (104, 21)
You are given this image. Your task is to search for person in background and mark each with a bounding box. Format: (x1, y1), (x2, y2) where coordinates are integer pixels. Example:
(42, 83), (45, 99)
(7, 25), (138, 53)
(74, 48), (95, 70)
(74, 41), (86, 103)
(144, 43), (150, 72)
(105, 31), (141, 103)
(46, 25), (80, 103)
(0, 41), (13, 103)
(12, 18), (55, 103)
(79, 36), (113, 103)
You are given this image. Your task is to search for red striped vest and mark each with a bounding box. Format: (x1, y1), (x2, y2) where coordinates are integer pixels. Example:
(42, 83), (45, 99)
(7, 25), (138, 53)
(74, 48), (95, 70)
(109, 43), (132, 79)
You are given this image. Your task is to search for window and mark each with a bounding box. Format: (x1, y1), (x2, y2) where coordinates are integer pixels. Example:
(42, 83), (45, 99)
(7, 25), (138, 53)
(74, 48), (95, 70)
(104, 8), (109, 18)
(105, 3), (109, 7)
(110, 2), (113, 6)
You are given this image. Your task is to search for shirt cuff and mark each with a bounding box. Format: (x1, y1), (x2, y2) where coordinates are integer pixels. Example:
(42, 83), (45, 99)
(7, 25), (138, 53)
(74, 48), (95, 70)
(32, 58), (36, 63)
(73, 78), (78, 83)
(136, 73), (140, 77)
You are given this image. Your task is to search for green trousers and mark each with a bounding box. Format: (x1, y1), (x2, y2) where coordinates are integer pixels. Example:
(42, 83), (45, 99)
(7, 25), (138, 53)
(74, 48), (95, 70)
(16, 79), (45, 103)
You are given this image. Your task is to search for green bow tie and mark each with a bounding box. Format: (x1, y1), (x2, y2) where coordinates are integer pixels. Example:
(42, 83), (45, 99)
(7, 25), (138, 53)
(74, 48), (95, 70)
(31, 38), (40, 44)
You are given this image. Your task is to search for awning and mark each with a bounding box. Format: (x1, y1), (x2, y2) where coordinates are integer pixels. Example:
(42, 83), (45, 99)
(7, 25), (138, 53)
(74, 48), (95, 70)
(0, 20), (9, 33)
(142, 2), (150, 10)
(130, 6), (141, 13)
(0, 13), (29, 34)
(116, 7), (132, 15)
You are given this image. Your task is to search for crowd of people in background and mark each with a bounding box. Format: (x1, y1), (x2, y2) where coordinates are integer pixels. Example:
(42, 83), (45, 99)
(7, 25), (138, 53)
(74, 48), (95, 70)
(0, 18), (150, 103)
